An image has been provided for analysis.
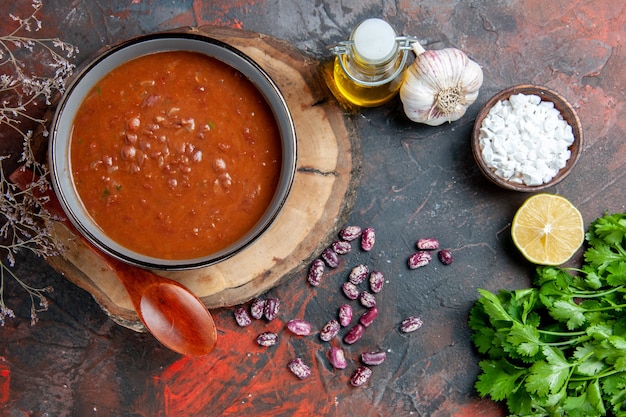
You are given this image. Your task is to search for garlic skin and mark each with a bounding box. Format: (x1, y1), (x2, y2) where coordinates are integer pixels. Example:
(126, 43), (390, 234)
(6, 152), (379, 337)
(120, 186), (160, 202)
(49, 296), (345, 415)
(400, 43), (483, 126)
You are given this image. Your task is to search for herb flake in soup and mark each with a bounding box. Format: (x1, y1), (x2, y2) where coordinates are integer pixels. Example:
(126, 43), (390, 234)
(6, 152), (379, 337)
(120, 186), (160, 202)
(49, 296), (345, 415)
(70, 51), (282, 260)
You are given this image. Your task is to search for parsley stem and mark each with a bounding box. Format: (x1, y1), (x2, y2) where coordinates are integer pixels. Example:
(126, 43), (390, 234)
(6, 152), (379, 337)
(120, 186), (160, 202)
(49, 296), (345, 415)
(586, 303), (626, 312)
(569, 286), (624, 298)
(543, 337), (587, 347)
(538, 329), (586, 337)
(572, 285), (624, 298)
(570, 367), (621, 382)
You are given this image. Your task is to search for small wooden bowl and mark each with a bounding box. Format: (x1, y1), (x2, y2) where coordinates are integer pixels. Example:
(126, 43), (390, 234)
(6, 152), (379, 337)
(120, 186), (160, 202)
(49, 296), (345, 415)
(471, 85), (583, 192)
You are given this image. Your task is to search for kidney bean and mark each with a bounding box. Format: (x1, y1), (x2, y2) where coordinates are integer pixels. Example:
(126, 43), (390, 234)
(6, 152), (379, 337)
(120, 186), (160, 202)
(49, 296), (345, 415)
(250, 298), (265, 320)
(256, 332), (278, 346)
(339, 225), (362, 242)
(263, 297), (280, 321)
(234, 306), (252, 327)
(438, 249), (454, 265)
(120, 145), (137, 160)
(338, 304), (353, 327)
(288, 358), (311, 379)
(361, 351), (386, 366)
(320, 319), (340, 342)
(349, 264), (369, 285)
(400, 316), (424, 333)
(359, 307), (378, 327)
(287, 319), (312, 336)
(342, 282), (359, 300)
(328, 347), (347, 369)
(408, 251), (432, 269)
(344, 323), (365, 345)
(350, 366), (372, 387)
(369, 270), (384, 293)
(332, 240), (352, 255)
(417, 237), (439, 250)
(126, 116), (141, 131)
(359, 291), (376, 308)
(361, 227), (375, 251)
(321, 247), (340, 268)
(307, 258), (325, 287)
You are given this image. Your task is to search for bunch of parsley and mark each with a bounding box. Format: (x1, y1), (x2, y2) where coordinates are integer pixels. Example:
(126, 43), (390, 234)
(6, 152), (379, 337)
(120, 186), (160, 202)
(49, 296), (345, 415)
(470, 213), (626, 416)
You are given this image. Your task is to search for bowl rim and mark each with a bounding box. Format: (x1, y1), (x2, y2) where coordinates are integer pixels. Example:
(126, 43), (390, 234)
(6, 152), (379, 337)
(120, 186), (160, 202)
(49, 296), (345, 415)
(471, 84), (583, 192)
(49, 32), (297, 270)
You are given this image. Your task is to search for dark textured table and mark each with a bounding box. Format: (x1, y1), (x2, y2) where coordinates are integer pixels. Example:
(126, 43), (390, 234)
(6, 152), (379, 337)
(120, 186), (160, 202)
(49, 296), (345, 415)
(1, 1), (625, 416)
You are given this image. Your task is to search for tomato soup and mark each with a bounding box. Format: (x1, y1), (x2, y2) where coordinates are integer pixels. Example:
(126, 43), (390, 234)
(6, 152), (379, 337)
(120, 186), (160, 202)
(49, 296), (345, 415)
(70, 51), (282, 260)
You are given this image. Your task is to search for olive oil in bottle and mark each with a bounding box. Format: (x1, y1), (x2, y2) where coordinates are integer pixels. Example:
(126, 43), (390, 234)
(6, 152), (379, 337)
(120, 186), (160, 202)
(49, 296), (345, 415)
(328, 18), (415, 107)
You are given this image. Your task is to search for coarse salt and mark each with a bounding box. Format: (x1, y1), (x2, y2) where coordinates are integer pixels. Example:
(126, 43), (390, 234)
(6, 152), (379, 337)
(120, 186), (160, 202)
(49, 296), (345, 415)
(478, 93), (575, 186)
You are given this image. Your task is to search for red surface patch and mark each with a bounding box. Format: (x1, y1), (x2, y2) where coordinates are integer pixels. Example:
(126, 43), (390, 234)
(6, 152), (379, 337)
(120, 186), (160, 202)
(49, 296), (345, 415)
(0, 358), (10, 405)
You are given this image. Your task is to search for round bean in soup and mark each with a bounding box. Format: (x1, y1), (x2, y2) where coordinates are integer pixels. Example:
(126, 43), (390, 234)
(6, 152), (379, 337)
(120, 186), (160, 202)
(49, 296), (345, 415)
(70, 51), (282, 260)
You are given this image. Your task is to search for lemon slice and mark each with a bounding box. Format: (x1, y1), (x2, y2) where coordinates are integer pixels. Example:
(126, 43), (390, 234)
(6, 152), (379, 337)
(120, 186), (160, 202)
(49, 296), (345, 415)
(511, 193), (584, 265)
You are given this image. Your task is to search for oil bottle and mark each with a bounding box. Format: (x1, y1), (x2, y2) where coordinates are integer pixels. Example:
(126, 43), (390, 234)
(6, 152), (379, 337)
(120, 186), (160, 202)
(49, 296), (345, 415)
(328, 18), (416, 107)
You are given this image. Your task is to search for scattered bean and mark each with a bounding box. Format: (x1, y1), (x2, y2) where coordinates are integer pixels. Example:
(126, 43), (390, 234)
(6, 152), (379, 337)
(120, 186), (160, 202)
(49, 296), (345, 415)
(350, 366), (372, 387)
(321, 247), (340, 268)
(263, 297), (280, 321)
(361, 227), (375, 251)
(342, 282), (359, 300)
(234, 306), (252, 327)
(344, 323), (365, 345)
(307, 258), (325, 287)
(338, 304), (353, 327)
(320, 319), (341, 342)
(256, 332), (278, 347)
(359, 291), (376, 308)
(332, 240), (352, 255)
(349, 264), (369, 285)
(361, 351), (386, 366)
(408, 251), (432, 269)
(359, 307), (378, 328)
(438, 249), (454, 265)
(328, 347), (347, 369)
(287, 319), (312, 336)
(369, 270), (384, 293)
(288, 358), (311, 379)
(416, 238), (439, 250)
(339, 225), (362, 242)
(250, 298), (265, 320)
(400, 316), (424, 333)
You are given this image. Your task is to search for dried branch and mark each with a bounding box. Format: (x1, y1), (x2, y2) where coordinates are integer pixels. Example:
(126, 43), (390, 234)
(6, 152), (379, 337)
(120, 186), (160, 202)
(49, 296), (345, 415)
(0, 0), (78, 325)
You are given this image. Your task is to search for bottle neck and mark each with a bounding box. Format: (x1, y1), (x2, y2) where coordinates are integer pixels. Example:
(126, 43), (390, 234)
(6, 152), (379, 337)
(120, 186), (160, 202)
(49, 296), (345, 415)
(329, 36), (417, 87)
(346, 43), (401, 82)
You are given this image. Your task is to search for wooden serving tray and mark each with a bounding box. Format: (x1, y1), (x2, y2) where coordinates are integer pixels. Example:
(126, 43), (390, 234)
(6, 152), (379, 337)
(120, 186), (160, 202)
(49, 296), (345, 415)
(45, 26), (360, 330)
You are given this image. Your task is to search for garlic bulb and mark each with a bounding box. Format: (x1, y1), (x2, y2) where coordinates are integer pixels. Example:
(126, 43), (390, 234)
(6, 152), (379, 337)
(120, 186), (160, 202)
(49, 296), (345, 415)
(400, 42), (483, 126)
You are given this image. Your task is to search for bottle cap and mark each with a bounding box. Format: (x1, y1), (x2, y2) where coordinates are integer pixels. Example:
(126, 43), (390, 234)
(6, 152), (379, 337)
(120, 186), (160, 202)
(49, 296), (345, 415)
(352, 18), (397, 64)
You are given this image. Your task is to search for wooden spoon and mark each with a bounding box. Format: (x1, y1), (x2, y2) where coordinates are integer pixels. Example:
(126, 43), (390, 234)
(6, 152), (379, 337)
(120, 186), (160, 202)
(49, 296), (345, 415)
(10, 167), (218, 356)
(103, 255), (217, 356)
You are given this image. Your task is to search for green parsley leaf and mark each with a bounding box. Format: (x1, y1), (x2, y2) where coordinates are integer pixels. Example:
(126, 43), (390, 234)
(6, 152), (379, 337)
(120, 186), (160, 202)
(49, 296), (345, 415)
(574, 343), (607, 376)
(507, 322), (542, 357)
(476, 288), (515, 324)
(475, 359), (526, 401)
(550, 299), (587, 329)
(606, 261), (626, 286)
(471, 213), (626, 416)
(562, 380), (605, 417)
(585, 243), (625, 274)
(591, 214), (626, 247)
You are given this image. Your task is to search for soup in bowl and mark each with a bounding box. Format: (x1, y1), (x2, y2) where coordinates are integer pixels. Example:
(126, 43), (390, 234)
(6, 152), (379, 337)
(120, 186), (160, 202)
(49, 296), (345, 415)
(50, 33), (297, 270)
